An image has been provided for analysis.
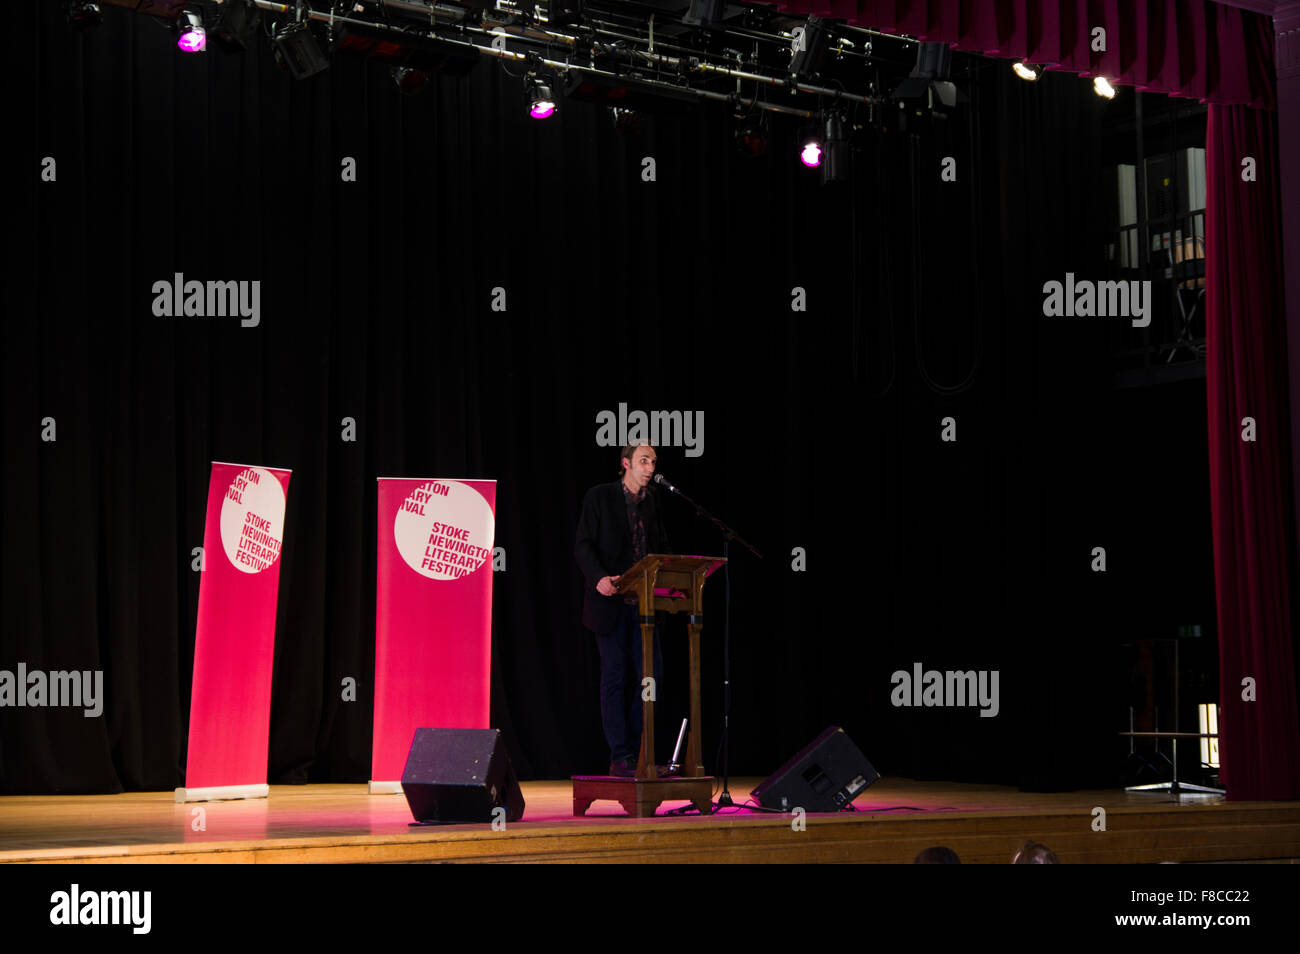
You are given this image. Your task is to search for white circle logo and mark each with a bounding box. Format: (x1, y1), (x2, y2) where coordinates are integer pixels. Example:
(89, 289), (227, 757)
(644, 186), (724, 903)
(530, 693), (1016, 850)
(219, 466), (287, 574)
(393, 481), (494, 581)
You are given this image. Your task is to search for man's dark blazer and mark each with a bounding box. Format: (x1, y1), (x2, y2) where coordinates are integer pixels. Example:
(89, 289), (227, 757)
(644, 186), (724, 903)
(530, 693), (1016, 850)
(575, 479), (672, 633)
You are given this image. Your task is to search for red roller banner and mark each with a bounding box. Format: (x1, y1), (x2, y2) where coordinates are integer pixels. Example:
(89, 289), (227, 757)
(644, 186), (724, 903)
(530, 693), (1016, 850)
(371, 478), (497, 791)
(176, 462), (292, 803)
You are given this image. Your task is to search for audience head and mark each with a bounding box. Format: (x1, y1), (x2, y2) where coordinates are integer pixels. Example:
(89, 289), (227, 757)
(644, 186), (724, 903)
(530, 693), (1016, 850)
(914, 846), (961, 864)
(1012, 840), (1059, 864)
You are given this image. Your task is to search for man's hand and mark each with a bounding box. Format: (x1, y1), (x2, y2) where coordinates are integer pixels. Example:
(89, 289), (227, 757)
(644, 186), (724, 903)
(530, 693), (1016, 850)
(596, 575), (619, 596)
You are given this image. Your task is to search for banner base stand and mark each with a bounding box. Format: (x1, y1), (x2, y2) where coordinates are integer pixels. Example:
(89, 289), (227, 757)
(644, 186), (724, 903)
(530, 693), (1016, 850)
(174, 783), (270, 803)
(368, 780), (403, 795)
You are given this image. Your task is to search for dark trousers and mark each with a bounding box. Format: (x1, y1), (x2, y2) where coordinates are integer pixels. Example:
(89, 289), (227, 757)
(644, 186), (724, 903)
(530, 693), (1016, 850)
(595, 603), (663, 764)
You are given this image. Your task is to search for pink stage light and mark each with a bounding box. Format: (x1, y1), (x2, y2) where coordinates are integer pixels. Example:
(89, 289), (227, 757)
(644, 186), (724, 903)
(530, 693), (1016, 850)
(800, 142), (822, 167)
(177, 26), (206, 53)
(530, 101), (556, 119)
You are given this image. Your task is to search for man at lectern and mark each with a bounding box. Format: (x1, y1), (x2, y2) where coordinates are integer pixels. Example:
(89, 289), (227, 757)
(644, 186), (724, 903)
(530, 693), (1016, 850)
(575, 443), (672, 777)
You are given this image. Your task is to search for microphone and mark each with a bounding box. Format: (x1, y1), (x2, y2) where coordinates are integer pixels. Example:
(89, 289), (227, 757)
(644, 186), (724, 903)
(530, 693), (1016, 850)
(652, 473), (680, 494)
(667, 718), (688, 776)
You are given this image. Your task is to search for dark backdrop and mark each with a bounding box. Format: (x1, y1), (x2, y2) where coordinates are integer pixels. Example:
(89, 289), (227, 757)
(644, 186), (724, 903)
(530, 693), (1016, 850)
(2, 4), (1216, 793)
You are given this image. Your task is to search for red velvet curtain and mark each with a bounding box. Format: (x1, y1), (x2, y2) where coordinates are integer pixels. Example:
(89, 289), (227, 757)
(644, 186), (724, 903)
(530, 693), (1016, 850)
(1205, 103), (1300, 800)
(769, 0), (1274, 107)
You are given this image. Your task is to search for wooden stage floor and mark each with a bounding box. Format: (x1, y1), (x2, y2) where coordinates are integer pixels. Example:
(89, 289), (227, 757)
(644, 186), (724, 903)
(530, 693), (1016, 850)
(2, 777), (1299, 864)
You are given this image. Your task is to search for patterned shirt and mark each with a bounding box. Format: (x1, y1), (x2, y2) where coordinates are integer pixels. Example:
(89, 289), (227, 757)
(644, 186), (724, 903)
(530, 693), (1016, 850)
(622, 480), (648, 603)
(623, 480), (648, 561)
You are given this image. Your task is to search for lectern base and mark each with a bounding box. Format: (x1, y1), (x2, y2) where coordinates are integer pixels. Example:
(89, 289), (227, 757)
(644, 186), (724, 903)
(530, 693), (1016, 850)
(571, 775), (714, 818)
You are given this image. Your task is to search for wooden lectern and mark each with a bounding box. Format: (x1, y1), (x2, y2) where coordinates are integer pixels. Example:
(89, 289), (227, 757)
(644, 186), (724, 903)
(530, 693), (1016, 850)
(572, 553), (725, 818)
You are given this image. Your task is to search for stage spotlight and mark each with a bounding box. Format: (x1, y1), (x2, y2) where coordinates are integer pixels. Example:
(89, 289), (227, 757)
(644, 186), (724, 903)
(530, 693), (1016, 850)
(64, 1), (102, 31)
(1012, 60), (1043, 82)
(213, 0), (261, 52)
(893, 41), (959, 107)
(527, 75), (556, 118)
(391, 66), (429, 95)
(735, 111), (768, 158)
(799, 131), (823, 168)
(790, 16), (830, 80)
(272, 20), (330, 80)
(820, 112), (849, 185)
(176, 10), (206, 53)
(1093, 76), (1117, 99)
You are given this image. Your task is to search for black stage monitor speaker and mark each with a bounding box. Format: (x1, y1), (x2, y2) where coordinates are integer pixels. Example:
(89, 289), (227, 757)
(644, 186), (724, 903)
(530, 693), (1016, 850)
(752, 725), (879, 812)
(401, 728), (525, 824)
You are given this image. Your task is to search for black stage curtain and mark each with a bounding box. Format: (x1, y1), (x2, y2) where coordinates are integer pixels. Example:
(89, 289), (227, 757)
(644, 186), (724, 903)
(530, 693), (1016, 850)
(2, 4), (1215, 793)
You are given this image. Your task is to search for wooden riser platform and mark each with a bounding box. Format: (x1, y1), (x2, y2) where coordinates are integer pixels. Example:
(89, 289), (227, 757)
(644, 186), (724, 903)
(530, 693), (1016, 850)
(2, 778), (1298, 864)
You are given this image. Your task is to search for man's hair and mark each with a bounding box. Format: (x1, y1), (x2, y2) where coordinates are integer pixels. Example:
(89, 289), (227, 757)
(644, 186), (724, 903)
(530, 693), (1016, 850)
(619, 444), (656, 476)
(913, 846), (961, 864)
(1011, 840), (1059, 864)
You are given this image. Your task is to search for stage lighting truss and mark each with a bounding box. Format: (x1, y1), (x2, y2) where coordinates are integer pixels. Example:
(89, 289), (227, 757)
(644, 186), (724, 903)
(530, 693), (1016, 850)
(94, 1), (979, 131)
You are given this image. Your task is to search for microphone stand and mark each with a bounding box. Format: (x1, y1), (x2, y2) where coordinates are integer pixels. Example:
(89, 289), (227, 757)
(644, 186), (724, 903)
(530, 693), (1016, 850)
(655, 477), (762, 809)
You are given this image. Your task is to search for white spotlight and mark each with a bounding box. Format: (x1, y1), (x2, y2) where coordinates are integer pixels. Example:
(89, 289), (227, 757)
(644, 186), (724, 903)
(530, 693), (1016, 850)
(1012, 61), (1042, 82)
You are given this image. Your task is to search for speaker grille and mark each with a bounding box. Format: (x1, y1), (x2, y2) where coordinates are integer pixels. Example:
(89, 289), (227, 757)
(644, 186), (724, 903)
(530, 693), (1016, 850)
(400, 728), (525, 824)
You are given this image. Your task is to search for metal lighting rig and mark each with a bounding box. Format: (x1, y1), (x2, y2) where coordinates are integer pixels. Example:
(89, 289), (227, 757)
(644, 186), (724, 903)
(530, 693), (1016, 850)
(82, 0), (966, 125)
